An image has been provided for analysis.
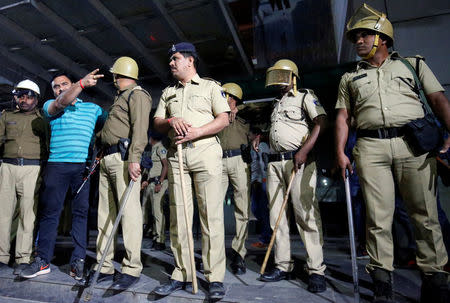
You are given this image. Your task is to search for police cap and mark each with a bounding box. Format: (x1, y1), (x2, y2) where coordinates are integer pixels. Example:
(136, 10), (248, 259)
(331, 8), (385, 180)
(168, 42), (197, 57)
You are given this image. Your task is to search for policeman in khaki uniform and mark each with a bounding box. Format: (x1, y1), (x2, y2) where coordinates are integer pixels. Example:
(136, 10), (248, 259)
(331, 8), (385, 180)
(0, 80), (48, 273)
(217, 83), (251, 275)
(335, 4), (450, 303)
(141, 133), (168, 250)
(153, 42), (230, 300)
(93, 56), (152, 290)
(255, 59), (328, 293)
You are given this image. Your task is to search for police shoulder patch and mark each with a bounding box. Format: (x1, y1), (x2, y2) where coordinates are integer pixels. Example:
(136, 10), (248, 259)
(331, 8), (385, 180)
(221, 90), (226, 98)
(160, 148), (167, 155)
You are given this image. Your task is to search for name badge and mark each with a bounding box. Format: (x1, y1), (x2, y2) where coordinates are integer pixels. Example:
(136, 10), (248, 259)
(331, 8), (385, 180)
(352, 73), (367, 82)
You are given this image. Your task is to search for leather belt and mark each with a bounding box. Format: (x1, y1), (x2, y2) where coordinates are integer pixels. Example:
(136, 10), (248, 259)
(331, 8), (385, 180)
(3, 158), (41, 166)
(267, 151), (296, 163)
(357, 127), (405, 139)
(104, 144), (120, 156)
(222, 148), (241, 158)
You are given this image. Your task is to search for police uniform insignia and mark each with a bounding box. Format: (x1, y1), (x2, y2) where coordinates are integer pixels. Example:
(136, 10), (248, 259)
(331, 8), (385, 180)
(171, 44), (176, 52)
(352, 73), (367, 82)
(161, 148), (167, 155)
(221, 90), (226, 98)
(313, 99), (321, 106)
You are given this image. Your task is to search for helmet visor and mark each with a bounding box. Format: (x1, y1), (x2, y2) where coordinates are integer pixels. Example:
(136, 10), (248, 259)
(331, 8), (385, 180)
(347, 3), (385, 31)
(266, 69), (292, 87)
(14, 89), (37, 98)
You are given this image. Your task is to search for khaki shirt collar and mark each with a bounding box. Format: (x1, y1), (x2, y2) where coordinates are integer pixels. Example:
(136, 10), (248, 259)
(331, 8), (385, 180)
(356, 51), (399, 70)
(275, 88), (295, 102)
(118, 83), (138, 94)
(176, 73), (201, 88)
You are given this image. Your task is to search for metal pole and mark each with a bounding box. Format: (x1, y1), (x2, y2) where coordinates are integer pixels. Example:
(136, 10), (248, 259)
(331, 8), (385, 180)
(344, 169), (360, 303)
(84, 180), (135, 301)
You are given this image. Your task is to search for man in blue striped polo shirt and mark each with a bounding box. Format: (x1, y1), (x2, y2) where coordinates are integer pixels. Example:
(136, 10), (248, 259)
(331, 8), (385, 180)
(20, 70), (108, 281)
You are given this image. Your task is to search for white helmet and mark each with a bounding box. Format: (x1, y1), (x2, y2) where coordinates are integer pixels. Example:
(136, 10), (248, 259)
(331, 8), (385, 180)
(14, 79), (40, 96)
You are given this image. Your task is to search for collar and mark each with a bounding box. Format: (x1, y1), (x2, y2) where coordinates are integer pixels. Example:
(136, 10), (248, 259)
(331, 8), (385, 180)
(118, 83), (138, 94)
(356, 51), (398, 70)
(177, 73), (201, 87)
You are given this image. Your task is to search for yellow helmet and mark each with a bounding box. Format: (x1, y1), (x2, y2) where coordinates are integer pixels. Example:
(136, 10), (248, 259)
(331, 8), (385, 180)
(346, 4), (393, 41)
(265, 59), (299, 88)
(346, 4), (393, 59)
(110, 56), (139, 79)
(222, 83), (243, 100)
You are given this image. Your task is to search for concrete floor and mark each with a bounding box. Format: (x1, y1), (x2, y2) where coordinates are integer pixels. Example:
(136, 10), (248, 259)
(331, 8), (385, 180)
(0, 233), (438, 303)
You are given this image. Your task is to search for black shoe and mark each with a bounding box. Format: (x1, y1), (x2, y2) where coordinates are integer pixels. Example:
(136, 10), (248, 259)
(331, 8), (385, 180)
(70, 258), (85, 281)
(209, 282), (225, 300)
(370, 268), (394, 303)
(111, 273), (139, 290)
(307, 274), (326, 293)
(85, 271), (114, 286)
(153, 279), (188, 296)
(230, 253), (246, 275)
(420, 272), (448, 303)
(260, 268), (289, 282)
(152, 242), (166, 251)
(20, 257), (50, 279)
(13, 263), (27, 275)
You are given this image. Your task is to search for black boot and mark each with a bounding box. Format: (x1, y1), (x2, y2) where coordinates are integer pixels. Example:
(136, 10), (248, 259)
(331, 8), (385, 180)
(230, 251), (246, 275)
(370, 268), (394, 303)
(420, 272), (448, 303)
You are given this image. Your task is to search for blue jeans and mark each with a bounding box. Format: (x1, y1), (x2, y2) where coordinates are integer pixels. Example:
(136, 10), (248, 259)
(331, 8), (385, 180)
(36, 162), (89, 264)
(251, 181), (272, 244)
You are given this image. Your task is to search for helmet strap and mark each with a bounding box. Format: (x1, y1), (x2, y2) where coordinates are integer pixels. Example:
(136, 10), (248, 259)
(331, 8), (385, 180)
(292, 75), (297, 96)
(362, 34), (379, 59)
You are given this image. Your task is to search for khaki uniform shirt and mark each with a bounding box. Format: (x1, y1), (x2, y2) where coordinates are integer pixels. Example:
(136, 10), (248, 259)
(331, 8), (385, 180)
(218, 116), (249, 150)
(270, 89), (326, 152)
(149, 141), (167, 179)
(335, 52), (444, 129)
(0, 108), (49, 160)
(154, 74), (230, 147)
(100, 83), (152, 163)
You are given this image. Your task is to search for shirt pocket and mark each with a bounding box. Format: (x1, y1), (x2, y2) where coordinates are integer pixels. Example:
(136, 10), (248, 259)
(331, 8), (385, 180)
(5, 121), (19, 139)
(391, 70), (416, 95)
(188, 94), (211, 113)
(167, 99), (181, 117)
(351, 76), (377, 102)
(283, 106), (304, 121)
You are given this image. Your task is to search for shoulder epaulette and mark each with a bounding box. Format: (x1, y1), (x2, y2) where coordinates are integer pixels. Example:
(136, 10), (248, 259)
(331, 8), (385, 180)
(299, 88), (314, 95)
(201, 77), (221, 86)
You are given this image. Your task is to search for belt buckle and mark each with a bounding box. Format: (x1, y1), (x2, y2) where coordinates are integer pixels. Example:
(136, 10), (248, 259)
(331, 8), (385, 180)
(280, 153), (285, 161)
(18, 158), (24, 166)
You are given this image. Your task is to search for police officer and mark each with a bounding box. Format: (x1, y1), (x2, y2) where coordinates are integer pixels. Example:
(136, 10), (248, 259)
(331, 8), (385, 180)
(0, 80), (48, 274)
(255, 59), (328, 293)
(141, 132), (168, 250)
(93, 56), (152, 290)
(335, 4), (450, 303)
(152, 42), (230, 300)
(217, 83), (251, 275)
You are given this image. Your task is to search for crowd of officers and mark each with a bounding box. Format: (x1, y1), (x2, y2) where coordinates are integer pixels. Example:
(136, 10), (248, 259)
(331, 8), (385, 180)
(0, 4), (449, 302)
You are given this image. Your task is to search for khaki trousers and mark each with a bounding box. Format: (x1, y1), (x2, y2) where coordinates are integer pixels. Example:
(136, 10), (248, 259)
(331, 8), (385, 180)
(141, 180), (168, 243)
(221, 155), (250, 258)
(168, 142), (225, 283)
(96, 152), (143, 277)
(354, 137), (447, 273)
(266, 159), (326, 275)
(0, 163), (40, 264)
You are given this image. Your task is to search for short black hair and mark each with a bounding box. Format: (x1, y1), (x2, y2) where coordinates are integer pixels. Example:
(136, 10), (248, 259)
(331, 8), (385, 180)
(51, 71), (75, 83)
(379, 33), (393, 48)
(180, 52), (199, 69)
